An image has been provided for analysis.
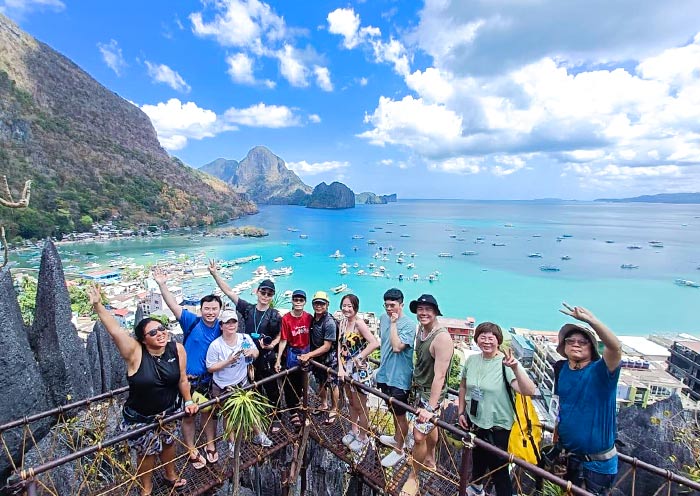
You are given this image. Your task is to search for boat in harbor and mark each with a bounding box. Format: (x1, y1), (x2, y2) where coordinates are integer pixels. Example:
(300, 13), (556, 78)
(406, 262), (415, 269)
(561, 255), (571, 261)
(461, 251), (478, 256)
(627, 245), (642, 250)
(438, 252), (453, 257)
(675, 279), (700, 288)
(492, 242), (506, 247)
(649, 241), (664, 248)
(329, 250), (344, 258)
(293, 252), (304, 257)
(528, 253), (543, 258)
(273, 257), (284, 262)
(367, 239), (377, 245)
(621, 264), (639, 269)
(540, 265), (560, 272)
(339, 267), (348, 275)
(299, 234), (309, 239)
(270, 267), (293, 276)
(287, 227), (300, 232)
(352, 234), (364, 239)
(605, 240), (615, 244)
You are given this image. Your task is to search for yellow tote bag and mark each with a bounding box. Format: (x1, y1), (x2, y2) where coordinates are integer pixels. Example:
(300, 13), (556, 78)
(507, 393), (542, 465)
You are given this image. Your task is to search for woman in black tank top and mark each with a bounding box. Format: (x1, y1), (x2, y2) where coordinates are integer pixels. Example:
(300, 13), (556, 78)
(89, 284), (199, 495)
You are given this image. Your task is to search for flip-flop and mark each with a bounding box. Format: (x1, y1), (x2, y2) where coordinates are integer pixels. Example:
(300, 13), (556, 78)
(290, 413), (302, 428)
(324, 410), (338, 425)
(187, 451), (207, 470)
(205, 448), (219, 464)
(271, 420), (282, 433)
(163, 477), (187, 490)
(399, 478), (419, 496)
(312, 406), (329, 416)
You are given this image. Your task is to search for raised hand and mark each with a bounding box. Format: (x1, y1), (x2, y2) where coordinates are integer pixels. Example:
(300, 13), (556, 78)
(560, 302), (598, 324)
(152, 267), (168, 284)
(208, 259), (218, 276)
(87, 283), (102, 306)
(502, 348), (518, 370)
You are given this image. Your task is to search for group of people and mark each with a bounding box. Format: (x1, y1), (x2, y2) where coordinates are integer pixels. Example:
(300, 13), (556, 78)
(91, 259), (622, 496)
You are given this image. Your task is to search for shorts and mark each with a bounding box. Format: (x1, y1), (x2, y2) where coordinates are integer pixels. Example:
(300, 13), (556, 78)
(312, 367), (339, 389)
(413, 397), (438, 435)
(210, 380), (248, 399)
(120, 410), (177, 457)
(377, 382), (410, 416)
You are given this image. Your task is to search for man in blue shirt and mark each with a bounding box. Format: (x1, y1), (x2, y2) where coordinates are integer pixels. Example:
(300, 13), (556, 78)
(555, 303), (622, 495)
(375, 288), (417, 468)
(154, 267), (222, 469)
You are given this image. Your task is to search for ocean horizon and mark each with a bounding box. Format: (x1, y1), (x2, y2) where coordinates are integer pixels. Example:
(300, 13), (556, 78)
(19, 200), (699, 337)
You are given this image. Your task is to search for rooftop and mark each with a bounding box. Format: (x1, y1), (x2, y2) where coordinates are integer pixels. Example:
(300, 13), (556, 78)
(619, 336), (671, 357)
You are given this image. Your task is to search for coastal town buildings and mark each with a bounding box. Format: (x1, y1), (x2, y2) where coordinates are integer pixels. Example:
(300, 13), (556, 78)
(667, 340), (700, 402)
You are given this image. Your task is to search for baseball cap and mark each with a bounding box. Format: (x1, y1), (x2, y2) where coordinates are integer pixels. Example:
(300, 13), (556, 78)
(292, 289), (307, 299)
(312, 290), (330, 304)
(258, 279), (276, 293)
(219, 310), (238, 323)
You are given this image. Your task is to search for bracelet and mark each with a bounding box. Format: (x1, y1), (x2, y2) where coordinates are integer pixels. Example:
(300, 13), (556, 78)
(184, 400), (194, 407)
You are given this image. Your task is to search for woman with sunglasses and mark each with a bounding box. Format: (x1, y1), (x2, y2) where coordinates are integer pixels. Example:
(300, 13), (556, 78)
(88, 283), (198, 496)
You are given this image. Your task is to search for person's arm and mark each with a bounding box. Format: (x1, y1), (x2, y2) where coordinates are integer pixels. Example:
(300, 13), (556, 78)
(388, 314), (407, 352)
(300, 340), (331, 362)
(176, 343), (198, 416)
(206, 340), (240, 373)
(503, 348), (537, 395)
(275, 339), (288, 372)
(561, 303), (622, 372)
(88, 283), (140, 369)
(416, 332), (453, 423)
(356, 319), (379, 361)
(152, 267), (182, 319)
(457, 376), (470, 430)
(208, 259), (239, 305)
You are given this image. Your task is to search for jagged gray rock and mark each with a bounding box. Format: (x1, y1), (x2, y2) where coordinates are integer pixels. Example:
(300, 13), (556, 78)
(307, 182), (355, 209)
(0, 266), (53, 482)
(85, 321), (127, 394)
(28, 240), (93, 405)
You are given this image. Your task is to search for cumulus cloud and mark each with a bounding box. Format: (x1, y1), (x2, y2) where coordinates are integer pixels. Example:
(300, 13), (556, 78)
(226, 52), (275, 87)
(223, 103), (300, 127)
(0, 0), (65, 18)
(97, 39), (127, 76)
(140, 99), (221, 150)
(287, 160), (350, 175)
(314, 66), (333, 91)
(145, 61), (191, 92)
(308, 114), (321, 123)
(327, 8), (361, 49)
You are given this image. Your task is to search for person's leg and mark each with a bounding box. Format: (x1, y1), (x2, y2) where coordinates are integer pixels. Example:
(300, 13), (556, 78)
(490, 429), (514, 496)
(345, 384), (360, 435)
(355, 389), (370, 441)
(161, 440), (186, 486)
(423, 425), (439, 470)
(181, 415), (197, 456)
(583, 468), (616, 496)
(395, 413), (409, 450)
(135, 453), (155, 496)
(202, 410), (218, 459)
(566, 455), (585, 489)
(284, 370), (302, 410)
(470, 430), (490, 490)
(402, 427), (427, 494)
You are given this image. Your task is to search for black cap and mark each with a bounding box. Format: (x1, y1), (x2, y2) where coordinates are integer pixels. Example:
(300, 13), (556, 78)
(258, 279), (276, 293)
(383, 288), (404, 302)
(292, 289), (306, 299)
(409, 294), (442, 316)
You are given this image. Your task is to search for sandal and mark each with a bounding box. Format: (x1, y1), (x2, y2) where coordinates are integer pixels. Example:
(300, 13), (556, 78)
(163, 477), (187, 490)
(399, 477), (419, 496)
(290, 413), (302, 428)
(271, 420), (282, 433)
(187, 450), (207, 470)
(312, 405), (329, 416)
(324, 410), (338, 425)
(205, 447), (219, 464)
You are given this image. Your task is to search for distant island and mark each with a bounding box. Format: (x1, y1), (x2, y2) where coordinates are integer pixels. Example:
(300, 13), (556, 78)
(307, 182), (355, 209)
(596, 192), (700, 204)
(355, 192), (398, 204)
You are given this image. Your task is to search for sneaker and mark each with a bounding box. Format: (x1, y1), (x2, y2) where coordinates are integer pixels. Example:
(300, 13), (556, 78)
(379, 434), (400, 449)
(342, 432), (356, 447)
(466, 485), (485, 496)
(348, 436), (370, 453)
(228, 441), (236, 458)
(253, 432), (273, 447)
(380, 449), (406, 468)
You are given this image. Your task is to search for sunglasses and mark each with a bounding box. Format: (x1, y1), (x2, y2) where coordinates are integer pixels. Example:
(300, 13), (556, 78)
(292, 297), (306, 302)
(259, 290), (274, 297)
(564, 337), (589, 346)
(146, 325), (167, 337)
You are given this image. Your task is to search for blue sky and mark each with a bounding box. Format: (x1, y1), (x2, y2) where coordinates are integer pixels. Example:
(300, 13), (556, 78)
(4, 0), (700, 200)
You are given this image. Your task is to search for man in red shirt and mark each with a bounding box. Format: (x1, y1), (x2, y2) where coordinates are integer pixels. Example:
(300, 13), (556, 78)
(275, 289), (312, 429)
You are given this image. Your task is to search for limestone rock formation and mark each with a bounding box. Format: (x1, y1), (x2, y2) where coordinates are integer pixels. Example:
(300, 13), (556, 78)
(307, 182), (355, 209)
(0, 266), (52, 481)
(28, 240), (93, 405)
(201, 147), (312, 205)
(381, 193), (397, 202)
(0, 14), (255, 240)
(85, 321), (128, 394)
(355, 192), (387, 204)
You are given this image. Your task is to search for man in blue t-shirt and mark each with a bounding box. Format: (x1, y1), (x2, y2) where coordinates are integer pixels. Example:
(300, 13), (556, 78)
(554, 303), (622, 495)
(375, 288), (417, 468)
(154, 267), (222, 470)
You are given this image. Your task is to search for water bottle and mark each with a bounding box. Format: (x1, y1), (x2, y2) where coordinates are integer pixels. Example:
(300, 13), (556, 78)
(242, 337), (253, 364)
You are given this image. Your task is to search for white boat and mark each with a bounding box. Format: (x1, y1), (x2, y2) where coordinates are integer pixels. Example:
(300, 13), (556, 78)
(379, 266), (386, 272)
(273, 257), (284, 262)
(352, 234), (364, 239)
(352, 262), (359, 268)
(287, 227), (299, 232)
(396, 257), (405, 264)
(540, 265), (560, 272)
(411, 274), (420, 281)
(528, 253), (543, 258)
(561, 255), (571, 261)
(427, 274), (437, 281)
(406, 263), (415, 269)
(331, 283), (348, 294)
(438, 252), (453, 257)
(621, 264), (639, 269)
(461, 251), (478, 256)
(504, 223), (514, 228)
(340, 262), (350, 268)
(367, 239), (377, 245)
(339, 267), (348, 275)
(299, 234), (309, 239)
(329, 250), (344, 258)
(368, 262), (376, 269)
(270, 266), (293, 276)
(627, 245), (642, 250)
(293, 252), (304, 257)
(410, 252), (416, 257)
(675, 279), (700, 288)
(492, 242), (506, 247)
(649, 241), (664, 248)
(283, 290), (293, 298)
(356, 269), (366, 275)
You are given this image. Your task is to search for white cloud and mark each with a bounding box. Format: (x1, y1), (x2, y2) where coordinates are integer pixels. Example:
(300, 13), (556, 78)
(140, 99), (221, 151)
(370, 38), (411, 76)
(145, 61), (191, 93)
(287, 160), (350, 175)
(0, 0), (64, 18)
(327, 8), (361, 49)
(276, 44), (309, 87)
(431, 157), (481, 175)
(97, 39), (127, 76)
(405, 67), (454, 104)
(223, 103), (300, 128)
(308, 114), (321, 123)
(226, 53), (256, 84)
(314, 66), (333, 91)
(359, 77), (368, 86)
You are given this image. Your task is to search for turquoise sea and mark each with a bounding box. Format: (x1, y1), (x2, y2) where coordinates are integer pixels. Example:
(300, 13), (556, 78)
(22, 200), (700, 336)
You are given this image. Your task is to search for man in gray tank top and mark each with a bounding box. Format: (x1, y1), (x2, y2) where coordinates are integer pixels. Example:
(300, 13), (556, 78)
(401, 294), (454, 496)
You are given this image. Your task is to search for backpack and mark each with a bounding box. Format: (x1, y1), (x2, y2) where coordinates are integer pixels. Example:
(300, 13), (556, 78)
(503, 362), (542, 465)
(182, 316), (201, 346)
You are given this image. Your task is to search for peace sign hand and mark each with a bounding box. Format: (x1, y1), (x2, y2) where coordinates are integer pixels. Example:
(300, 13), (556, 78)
(559, 302), (598, 325)
(502, 348), (518, 370)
